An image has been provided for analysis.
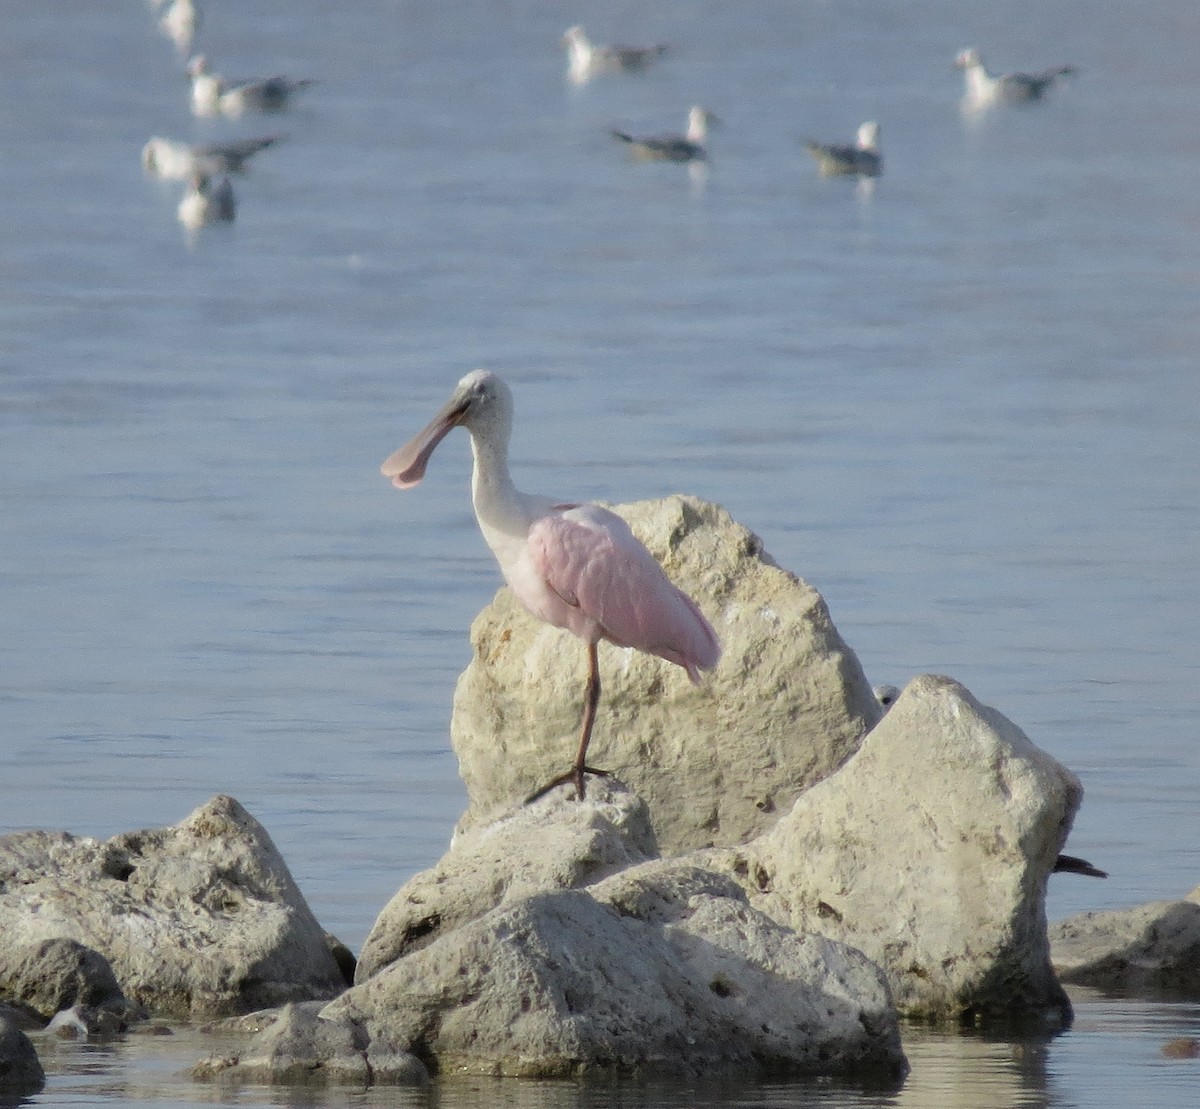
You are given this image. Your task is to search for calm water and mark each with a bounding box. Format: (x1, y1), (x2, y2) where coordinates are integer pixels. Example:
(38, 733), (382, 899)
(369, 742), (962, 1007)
(2, 1), (1198, 1105)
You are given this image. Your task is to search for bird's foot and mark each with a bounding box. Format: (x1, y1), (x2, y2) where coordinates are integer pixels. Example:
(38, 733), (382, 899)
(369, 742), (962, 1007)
(524, 765), (609, 805)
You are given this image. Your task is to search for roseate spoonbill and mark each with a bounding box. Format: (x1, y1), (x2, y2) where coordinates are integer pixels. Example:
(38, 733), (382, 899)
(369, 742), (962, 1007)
(610, 106), (717, 163)
(804, 122), (883, 178)
(954, 48), (1076, 107)
(142, 134), (285, 181)
(187, 55), (316, 118)
(381, 370), (721, 802)
(562, 25), (668, 84)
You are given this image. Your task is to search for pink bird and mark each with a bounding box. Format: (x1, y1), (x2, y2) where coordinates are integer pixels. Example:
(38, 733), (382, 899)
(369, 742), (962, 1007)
(381, 370), (721, 802)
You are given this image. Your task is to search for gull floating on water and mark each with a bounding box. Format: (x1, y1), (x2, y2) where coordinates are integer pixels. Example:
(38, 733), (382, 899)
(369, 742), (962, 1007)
(188, 55), (315, 118)
(804, 121), (883, 178)
(142, 134), (284, 181)
(562, 25), (667, 84)
(610, 106), (716, 163)
(159, 0), (199, 54)
(177, 172), (236, 230)
(954, 48), (1076, 107)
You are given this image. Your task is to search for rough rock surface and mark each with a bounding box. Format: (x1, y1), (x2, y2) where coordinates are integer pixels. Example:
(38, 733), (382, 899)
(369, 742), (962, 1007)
(333, 780), (905, 1080)
(356, 782), (657, 982)
(0, 795), (346, 1017)
(0, 937), (131, 1021)
(0, 1017), (44, 1095)
(192, 1002), (428, 1087)
(451, 495), (881, 854)
(1050, 894), (1200, 995)
(713, 674), (1081, 1025)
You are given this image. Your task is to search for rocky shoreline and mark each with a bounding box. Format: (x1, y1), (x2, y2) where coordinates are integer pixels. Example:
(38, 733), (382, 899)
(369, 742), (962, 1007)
(0, 497), (1176, 1096)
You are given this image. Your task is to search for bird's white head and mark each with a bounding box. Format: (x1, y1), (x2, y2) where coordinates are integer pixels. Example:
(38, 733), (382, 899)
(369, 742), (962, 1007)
(687, 106), (718, 143)
(954, 47), (983, 70)
(381, 369), (513, 489)
(856, 121), (881, 151)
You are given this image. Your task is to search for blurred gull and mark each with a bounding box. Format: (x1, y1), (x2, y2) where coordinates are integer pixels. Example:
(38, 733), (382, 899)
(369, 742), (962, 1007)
(610, 106), (716, 163)
(177, 172), (236, 230)
(188, 55), (315, 118)
(804, 121), (883, 177)
(142, 134), (284, 180)
(954, 48), (1076, 107)
(159, 0), (199, 54)
(563, 25), (667, 84)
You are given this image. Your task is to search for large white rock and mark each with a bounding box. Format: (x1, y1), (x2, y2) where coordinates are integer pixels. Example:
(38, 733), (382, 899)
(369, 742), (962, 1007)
(0, 796), (346, 1017)
(451, 495), (881, 854)
(356, 782), (657, 982)
(1050, 892), (1200, 995)
(338, 780), (905, 1079)
(714, 675), (1080, 1024)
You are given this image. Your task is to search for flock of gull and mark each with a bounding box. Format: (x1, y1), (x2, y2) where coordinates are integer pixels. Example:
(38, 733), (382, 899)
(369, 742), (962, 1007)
(141, 0), (314, 237)
(139, 9), (1078, 237)
(564, 25), (1077, 180)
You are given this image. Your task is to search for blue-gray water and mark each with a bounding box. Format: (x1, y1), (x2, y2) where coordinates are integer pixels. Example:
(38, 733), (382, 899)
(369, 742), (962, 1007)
(2, 1), (1198, 1105)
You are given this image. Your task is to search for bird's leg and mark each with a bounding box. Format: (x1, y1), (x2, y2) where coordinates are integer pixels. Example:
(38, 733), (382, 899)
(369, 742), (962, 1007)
(571, 641), (602, 799)
(524, 641), (609, 804)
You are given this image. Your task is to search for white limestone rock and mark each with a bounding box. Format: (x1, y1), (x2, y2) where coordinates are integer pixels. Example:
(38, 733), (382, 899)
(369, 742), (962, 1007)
(191, 1001), (428, 1087)
(450, 495), (881, 854)
(715, 675), (1081, 1024)
(1050, 894), (1200, 995)
(0, 937), (131, 1022)
(0, 795), (346, 1017)
(356, 779), (656, 982)
(326, 862), (905, 1080)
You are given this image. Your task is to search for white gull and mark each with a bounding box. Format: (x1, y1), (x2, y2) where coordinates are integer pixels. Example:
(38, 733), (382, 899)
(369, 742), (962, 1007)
(610, 106), (716, 163)
(177, 172), (236, 230)
(562, 25), (667, 85)
(159, 0), (199, 54)
(142, 134), (284, 181)
(804, 121), (883, 178)
(954, 48), (1076, 107)
(187, 55), (315, 118)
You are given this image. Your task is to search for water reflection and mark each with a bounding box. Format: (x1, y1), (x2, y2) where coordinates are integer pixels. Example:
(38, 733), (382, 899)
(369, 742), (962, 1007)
(26, 993), (1200, 1109)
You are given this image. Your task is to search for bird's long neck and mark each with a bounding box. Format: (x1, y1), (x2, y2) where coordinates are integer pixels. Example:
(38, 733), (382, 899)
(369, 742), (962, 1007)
(568, 38), (592, 64)
(687, 114), (707, 143)
(965, 61), (994, 98)
(468, 423), (531, 552)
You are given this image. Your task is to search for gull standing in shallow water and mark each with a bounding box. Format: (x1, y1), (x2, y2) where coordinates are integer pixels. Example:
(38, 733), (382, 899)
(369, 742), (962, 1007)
(610, 106), (717, 163)
(804, 121), (883, 178)
(562, 25), (667, 84)
(954, 48), (1076, 108)
(381, 370), (721, 802)
(188, 55), (315, 118)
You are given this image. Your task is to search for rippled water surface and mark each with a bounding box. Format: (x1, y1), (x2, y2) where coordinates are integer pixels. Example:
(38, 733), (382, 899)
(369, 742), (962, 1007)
(2, 1), (1199, 1106)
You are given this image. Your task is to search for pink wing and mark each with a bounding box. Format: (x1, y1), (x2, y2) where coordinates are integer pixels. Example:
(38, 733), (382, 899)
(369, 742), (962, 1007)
(528, 506), (720, 682)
